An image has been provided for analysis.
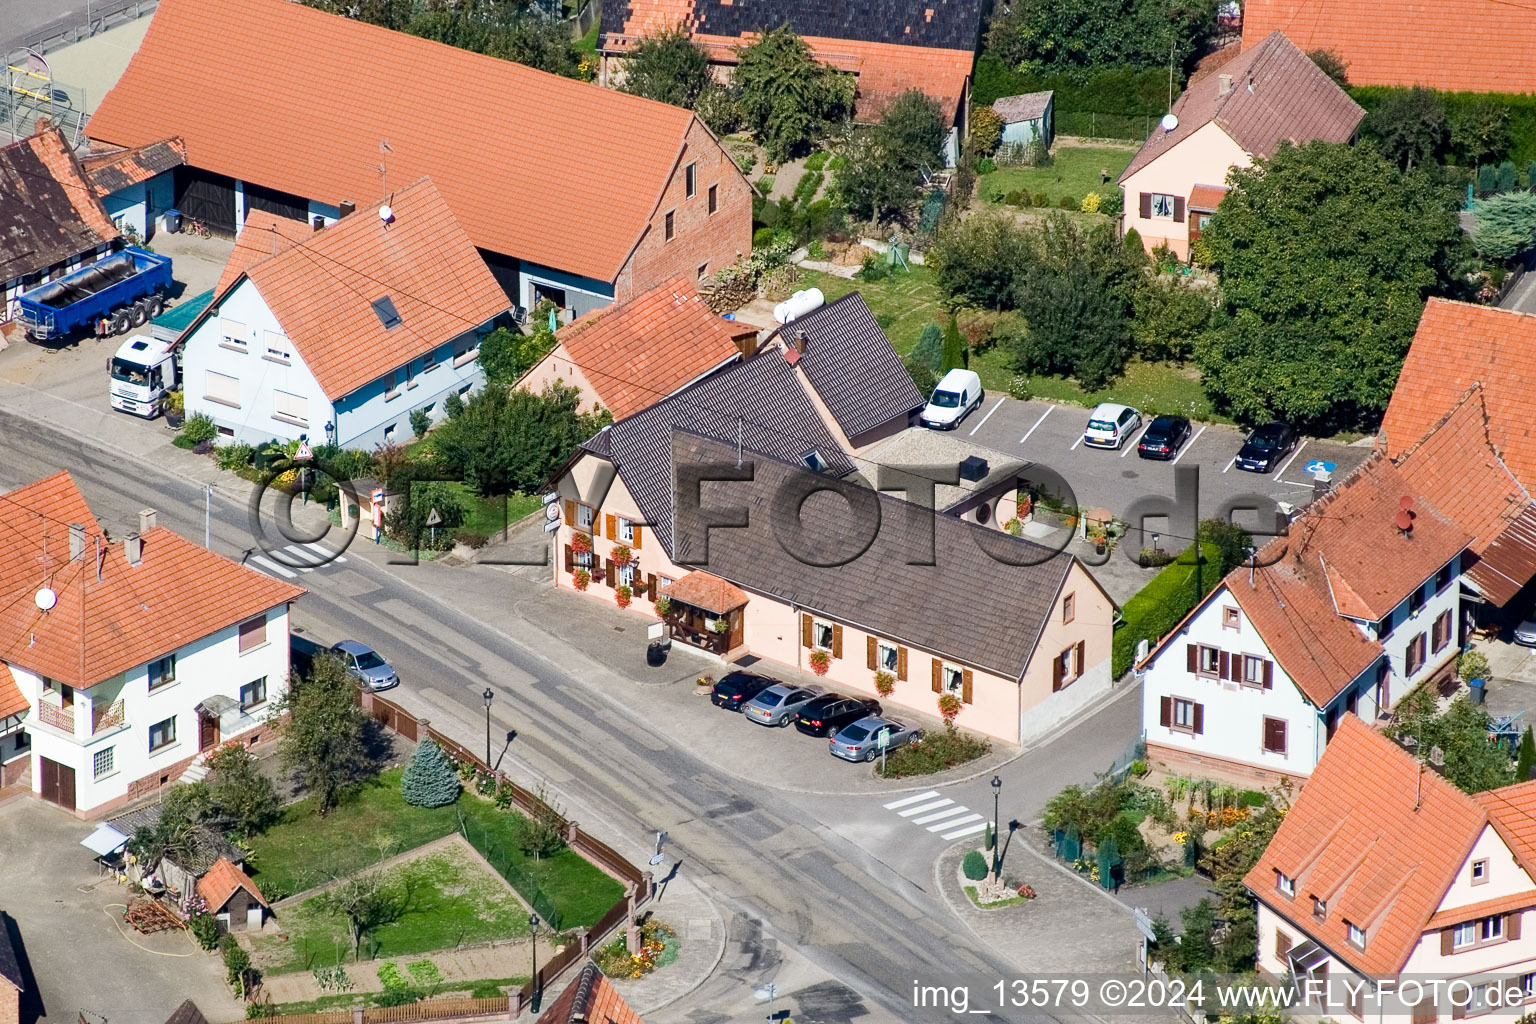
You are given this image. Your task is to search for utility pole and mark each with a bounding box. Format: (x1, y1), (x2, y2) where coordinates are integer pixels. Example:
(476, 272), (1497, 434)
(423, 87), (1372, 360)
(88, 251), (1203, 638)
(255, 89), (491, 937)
(204, 483), (213, 548)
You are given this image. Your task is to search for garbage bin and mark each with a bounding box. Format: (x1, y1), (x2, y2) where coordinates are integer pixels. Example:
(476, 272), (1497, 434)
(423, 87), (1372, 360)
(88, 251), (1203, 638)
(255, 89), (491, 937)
(164, 209), (183, 234)
(1469, 678), (1487, 704)
(646, 639), (669, 667)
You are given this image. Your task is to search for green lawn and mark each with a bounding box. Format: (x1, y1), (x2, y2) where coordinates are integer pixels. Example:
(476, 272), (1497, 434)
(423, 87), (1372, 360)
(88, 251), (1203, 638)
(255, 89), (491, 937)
(456, 488), (541, 538)
(795, 265), (946, 355)
(244, 768), (624, 927)
(977, 146), (1135, 206)
(253, 846), (535, 973)
(260, 975), (530, 1013)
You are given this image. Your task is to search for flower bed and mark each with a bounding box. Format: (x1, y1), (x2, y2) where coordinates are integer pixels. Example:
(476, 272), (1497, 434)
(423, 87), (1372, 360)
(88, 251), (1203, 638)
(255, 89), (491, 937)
(592, 919), (678, 980)
(874, 726), (991, 778)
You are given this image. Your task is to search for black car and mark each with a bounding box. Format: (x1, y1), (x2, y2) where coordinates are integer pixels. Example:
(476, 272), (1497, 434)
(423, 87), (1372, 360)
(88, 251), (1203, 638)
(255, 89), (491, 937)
(1235, 421), (1299, 473)
(1137, 415), (1193, 460)
(793, 694), (882, 737)
(710, 671), (779, 710)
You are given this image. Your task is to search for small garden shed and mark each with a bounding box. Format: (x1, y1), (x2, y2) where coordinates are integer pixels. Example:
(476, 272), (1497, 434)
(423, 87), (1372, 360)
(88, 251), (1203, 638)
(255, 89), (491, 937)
(196, 857), (268, 933)
(993, 91), (1055, 149)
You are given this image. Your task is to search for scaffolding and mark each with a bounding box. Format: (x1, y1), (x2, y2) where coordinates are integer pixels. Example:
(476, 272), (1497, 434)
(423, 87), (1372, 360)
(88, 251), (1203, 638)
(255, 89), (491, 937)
(4, 48), (86, 145)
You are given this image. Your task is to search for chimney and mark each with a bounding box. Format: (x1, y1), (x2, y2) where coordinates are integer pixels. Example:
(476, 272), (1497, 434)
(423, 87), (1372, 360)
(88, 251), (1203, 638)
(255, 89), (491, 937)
(1218, 73), (1232, 95)
(339, 200), (356, 218)
(312, 215), (325, 232)
(792, 329), (807, 355)
(68, 522), (85, 561)
(1311, 469), (1331, 503)
(139, 508), (157, 534)
(125, 532), (143, 566)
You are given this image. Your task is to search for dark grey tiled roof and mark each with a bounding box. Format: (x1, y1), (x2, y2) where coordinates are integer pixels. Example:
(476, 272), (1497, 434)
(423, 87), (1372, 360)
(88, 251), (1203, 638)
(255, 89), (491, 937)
(671, 432), (1073, 677)
(583, 354), (855, 552)
(786, 293), (925, 439)
(993, 91), (1054, 123)
(602, 0), (985, 52)
(107, 802), (243, 875)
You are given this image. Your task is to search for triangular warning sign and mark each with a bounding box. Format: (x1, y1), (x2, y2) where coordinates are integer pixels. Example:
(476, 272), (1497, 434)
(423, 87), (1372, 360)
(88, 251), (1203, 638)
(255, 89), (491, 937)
(295, 440), (313, 461)
(425, 507), (443, 526)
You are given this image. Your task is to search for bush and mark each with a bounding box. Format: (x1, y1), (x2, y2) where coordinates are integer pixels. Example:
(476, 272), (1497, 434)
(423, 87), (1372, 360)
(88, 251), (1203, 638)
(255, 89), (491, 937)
(912, 323), (944, 370)
(1112, 542), (1220, 678)
(970, 105), (1004, 155)
(1099, 190), (1123, 217)
(178, 413), (218, 446)
(400, 739), (461, 808)
(754, 226), (793, 249)
(443, 391), (464, 419)
(972, 156), (997, 174)
(1057, 195), (1077, 209)
(876, 728), (990, 778)
(696, 82), (742, 136)
(1008, 374), (1032, 400)
(1458, 649), (1492, 682)
(193, 439), (215, 455)
(904, 356), (938, 396)
(189, 910), (220, 950)
(1138, 546), (1175, 568)
(409, 407), (431, 438)
(217, 443), (254, 471)
(859, 253), (889, 281)
(221, 934), (251, 994)
(962, 849), (989, 880)
(973, 55), (1175, 115)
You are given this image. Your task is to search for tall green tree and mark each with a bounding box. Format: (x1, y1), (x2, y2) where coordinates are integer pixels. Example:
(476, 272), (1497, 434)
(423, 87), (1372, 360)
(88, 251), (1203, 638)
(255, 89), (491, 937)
(1518, 726), (1536, 783)
(733, 25), (854, 162)
(877, 89), (946, 171)
(478, 325), (555, 388)
(1392, 691), (1515, 794)
(431, 383), (611, 497)
(834, 132), (915, 223)
(1450, 97), (1512, 166)
(911, 323), (944, 370)
(1473, 190), (1536, 260)
(272, 654), (374, 816)
(620, 25), (712, 108)
(203, 743), (281, 839)
(927, 211), (1039, 309)
(1197, 141), (1462, 428)
(1307, 48), (1348, 87)
(985, 0), (1218, 76)
(1011, 260), (1133, 389)
(1362, 86), (1449, 170)
(939, 316), (966, 373)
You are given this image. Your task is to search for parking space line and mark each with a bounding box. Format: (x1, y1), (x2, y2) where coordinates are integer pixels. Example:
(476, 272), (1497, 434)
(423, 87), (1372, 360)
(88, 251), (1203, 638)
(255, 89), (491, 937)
(942, 821), (990, 840)
(968, 397), (1006, 436)
(1120, 422), (1150, 458)
(1276, 440), (1309, 480)
(1171, 425), (1206, 466)
(1070, 433), (1085, 451)
(883, 791), (940, 810)
(912, 806), (972, 826)
(1223, 456), (1236, 474)
(927, 812), (983, 833)
(899, 799), (956, 817)
(1019, 406), (1054, 444)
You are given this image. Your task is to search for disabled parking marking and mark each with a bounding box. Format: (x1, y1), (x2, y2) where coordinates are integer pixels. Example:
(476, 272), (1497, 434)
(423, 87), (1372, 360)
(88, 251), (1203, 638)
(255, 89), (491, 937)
(1275, 440), (1309, 480)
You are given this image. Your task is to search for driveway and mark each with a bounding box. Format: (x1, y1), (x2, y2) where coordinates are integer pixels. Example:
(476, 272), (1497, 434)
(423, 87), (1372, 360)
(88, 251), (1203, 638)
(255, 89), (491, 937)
(0, 799), (241, 1024)
(957, 394), (1374, 539)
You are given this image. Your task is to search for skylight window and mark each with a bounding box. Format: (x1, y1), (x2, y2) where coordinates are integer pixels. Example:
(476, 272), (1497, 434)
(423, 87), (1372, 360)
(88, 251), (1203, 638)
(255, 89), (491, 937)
(371, 296), (402, 330)
(801, 450), (826, 473)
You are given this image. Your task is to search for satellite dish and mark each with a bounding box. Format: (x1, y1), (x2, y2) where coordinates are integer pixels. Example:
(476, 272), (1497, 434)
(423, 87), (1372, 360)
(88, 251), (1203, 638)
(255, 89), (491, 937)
(34, 587), (56, 611)
(1161, 113), (1179, 132)
(378, 204), (395, 224)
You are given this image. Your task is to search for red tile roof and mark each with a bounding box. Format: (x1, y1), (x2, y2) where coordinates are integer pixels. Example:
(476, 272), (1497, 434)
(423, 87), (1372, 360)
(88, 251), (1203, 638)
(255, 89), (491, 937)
(213, 210), (310, 299)
(196, 857), (267, 911)
(0, 663), (24, 719)
(1480, 781), (1536, 872)
(1241, 0), (1536, 94)
(0, 472), (304, 688)
(552, 275), (742, 419)
(86, 0), (703, 284)
(660, 571), (748, 615)
(235, 179), (511, 401)
(1187, 184), (1228, 211)
(80, 137), (186, 196)
(1391, 384), (1536, 606)
(1245, 715), (1500, 974)
(536, 961), (644, 1024)
(1120, 31), (1362, 182)
(0, 128), (120, 283)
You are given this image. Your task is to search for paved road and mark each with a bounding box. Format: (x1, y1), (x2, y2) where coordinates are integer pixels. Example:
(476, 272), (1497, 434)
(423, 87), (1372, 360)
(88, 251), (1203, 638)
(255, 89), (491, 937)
(0, 411), (1138, 1024)
(0, 0), (89, 51)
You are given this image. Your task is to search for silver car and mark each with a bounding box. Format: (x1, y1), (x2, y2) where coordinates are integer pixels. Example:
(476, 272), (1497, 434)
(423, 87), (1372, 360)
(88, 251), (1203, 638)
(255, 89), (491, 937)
(742, 684), (824, 727)
(1515, 620), (1536, 647)
(829, 716), (923, 762)
(331, 640), (399, 691)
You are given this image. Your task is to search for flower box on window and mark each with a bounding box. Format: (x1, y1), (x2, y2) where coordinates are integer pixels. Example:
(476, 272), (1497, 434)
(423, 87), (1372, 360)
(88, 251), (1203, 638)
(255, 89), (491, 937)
(572, 569), (591, 591)
(809, 649), (831, 675)
(610, 545), (633, 567)
(571, 532), (593, 555)
(615, 584), (633, 609)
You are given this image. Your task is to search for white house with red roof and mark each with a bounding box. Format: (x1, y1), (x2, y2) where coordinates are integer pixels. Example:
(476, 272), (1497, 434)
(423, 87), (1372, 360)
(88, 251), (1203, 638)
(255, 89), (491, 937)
(1138, 456), (1471, 786)
(0, 472), (304, 817)
(180, 178), (511, 449)
(1249, 715), (1536, 1021)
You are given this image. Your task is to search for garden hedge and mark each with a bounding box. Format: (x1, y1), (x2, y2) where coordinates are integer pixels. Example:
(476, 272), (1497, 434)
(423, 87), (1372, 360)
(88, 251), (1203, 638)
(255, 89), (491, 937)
(1111, 542), (1219, 679)
(1350, 85), (1536, 166)
(973, 54), (1176, 118)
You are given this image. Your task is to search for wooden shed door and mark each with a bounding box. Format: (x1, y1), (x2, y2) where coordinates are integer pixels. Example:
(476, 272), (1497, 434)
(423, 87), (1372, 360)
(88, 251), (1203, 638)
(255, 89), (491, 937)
(40, 757), (75, 811)
(173, 167), (237, 237)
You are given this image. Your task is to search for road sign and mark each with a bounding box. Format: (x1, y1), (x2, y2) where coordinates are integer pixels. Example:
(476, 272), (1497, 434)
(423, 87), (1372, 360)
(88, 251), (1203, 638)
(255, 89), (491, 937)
(425, 507), (443, 527)
(647, 621), (665, 641)
(540, 491), (560, 506)
(1304, 460), (1336, 476)
(1133, 907), (1157, 941)
(544, 502), (561, 522)
(371, 488), (384, 505)
(877, 728), (891, 749)
(543, 519), (561, 533)
(295, 440), (313, 461)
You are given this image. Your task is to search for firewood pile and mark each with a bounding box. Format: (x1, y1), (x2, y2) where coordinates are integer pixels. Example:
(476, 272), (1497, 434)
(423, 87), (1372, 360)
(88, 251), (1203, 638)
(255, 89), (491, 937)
(124, 896), (183, 934)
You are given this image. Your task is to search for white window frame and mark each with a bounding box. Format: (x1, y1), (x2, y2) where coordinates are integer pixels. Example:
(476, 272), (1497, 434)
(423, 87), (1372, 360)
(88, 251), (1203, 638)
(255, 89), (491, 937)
(812, 619), (834, 651)
(1277, 872), (1295, 897)
(1472, 859), (1488, 884)
(685, 161), (697, 199)
(220, 317), (248, 352)
(1196, 645), (1220, 677)
(240, 676), (268, 710)
(942, 664), (964, 693)
(1150, 193), (1176, 218)
(1482, 915), (1504, 942)
(617, 563), (636, 588)
(263, 330), (291, 365)
(575, 502), (595, 531)
(273, 389), (308, 427)
(148, 716), (176, 753)
(878, 641), (899, 673)
(148, 654), (176, 690)
(1347, 922), (1365, 948)
(1453, 921), (1476, 948)
(93, 746), (115, 779)
(617, 516), (635, 542)
(575, 548), (594, 568)
(1241, 655), (1266, 686)
(204, 369), (241, 409)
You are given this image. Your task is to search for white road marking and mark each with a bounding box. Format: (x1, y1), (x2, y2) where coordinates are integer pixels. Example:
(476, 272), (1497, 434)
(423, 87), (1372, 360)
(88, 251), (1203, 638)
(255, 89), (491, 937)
(1276, 439), (1309, 479)
(927, 812), (983, 833)
(1121, 422), (1150, 457)
(912, 806), (974, 826)
(249, 555), (297, 578)
(1222, 456), (1237, 474)
(1171, 425), (1206, 466)
(1019, 406), (1054, 444)
(968, 397), (1006, 436)
(883, 791), (940, 810)
(302, 541), (347, 563)
(898, 799), (956, 817)
(942, 821), (991, 840)
(281, 545), (327, 566)
(1070, 433), (1085, 451)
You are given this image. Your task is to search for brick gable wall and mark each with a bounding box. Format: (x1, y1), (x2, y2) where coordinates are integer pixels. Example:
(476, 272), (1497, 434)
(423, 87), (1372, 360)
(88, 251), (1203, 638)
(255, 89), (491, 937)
(616, 118), (752, 301)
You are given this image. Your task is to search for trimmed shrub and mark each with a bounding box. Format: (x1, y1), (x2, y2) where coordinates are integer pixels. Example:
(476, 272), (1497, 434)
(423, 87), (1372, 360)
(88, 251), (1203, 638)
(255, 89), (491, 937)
(962, 849), (989, 880)
(1349, 84), (1536, 165)
(972, 55), (1174, 115)
(178, 413), (217, 445)
(912, 323), (944, 370)
(400, 739), (461, 808)
(1112, 542), (1219, 678)
(1057, 195), (1077, 209)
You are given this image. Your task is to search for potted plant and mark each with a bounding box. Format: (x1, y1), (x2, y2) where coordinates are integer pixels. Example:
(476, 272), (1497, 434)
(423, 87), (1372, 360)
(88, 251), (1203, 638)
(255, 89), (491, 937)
(654, 596), (673, 617)
(711, 617), (731, 634)
(571, 532), (593, 555)
(937, 693), (962, 727)
(572, 569), (591, 591)
(162, 389), (185, 427)
(809, 649), (831, 675)
(874, 670), (895, 697)
(696, 674), (715, 691)
(610, 544), (633, 567)
(615, 584), (633, 609)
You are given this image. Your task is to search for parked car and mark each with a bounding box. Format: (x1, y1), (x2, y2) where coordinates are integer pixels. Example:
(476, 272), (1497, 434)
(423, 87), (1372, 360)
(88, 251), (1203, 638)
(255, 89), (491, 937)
(331, 639), (399, 691)
(1235, 421), (1299, 473)
(743, 684), (825, 727)
(1082, 403), (1142, 450)
(921, 369), (984, 430)
(710, 671), (780, 710)
(829, 716), (924, 762)
(793, 694), (881, 737)
(1137, 415), (1192, 460)
(1514, 619), (1536, 647)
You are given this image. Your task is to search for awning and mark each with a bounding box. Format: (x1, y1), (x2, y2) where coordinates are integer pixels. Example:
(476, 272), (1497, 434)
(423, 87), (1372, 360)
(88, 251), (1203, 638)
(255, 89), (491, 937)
(1288, 939), (1330, 974)
(194, 695), (239, 718)
(659, 571), (749, 616)
(81, 823), (130, 857)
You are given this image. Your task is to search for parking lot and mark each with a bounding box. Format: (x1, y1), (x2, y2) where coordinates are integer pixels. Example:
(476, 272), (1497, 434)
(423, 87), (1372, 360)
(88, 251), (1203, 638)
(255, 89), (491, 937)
(955, 394), (1375, 535)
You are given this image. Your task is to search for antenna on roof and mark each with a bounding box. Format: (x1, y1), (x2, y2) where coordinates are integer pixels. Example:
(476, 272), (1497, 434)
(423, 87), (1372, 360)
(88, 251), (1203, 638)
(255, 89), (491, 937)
(379, 138), (391, 195)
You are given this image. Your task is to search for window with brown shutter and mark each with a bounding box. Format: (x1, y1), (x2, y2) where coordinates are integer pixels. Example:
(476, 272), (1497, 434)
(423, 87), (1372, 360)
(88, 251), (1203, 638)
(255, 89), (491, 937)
(604, 559), (615, 587)
(1192, 702), (1204, 734)
(961, 669), (973, 704)
(1139, 192), (1152, 218)
(1263, 716), (1287, 754)
(1053, 656), (1065, 691)
(1062, 593), (1075, 623)
(1075, 640), (1085, 679)
(633, 524), (643, 549)
(646, 574), (657, 600)
(1274, 928), (1291, 961)
(1407, 633), (1426, 675)
(238, 615), (266, 652)
(564, 545), (574, 571)
(1187, 644), (1198, 672)
(897, 646), (908, 681)
(802, 614), (812, 648)
(1509, 911), (1523, 941)
(867, 636), (877, 670)
(1441, 928), (1454, 956)
(564, 499), (575, 527)
(1262, 660), (1273, 689)
(831, 624), (843, 659)
(1172, 196), (1185, 222)
(932, 659), (942, 693)
(1433, 609), (1451, 652)
(1160, 696), (1172, 727)
(605, 513), (616, 540)
(1218, 651), (1231, 680)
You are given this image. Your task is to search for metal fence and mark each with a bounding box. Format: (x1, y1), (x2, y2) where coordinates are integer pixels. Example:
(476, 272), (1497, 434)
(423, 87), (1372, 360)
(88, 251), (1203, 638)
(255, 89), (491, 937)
(457, 811), (562, 930)
(21, 0), (159, 54)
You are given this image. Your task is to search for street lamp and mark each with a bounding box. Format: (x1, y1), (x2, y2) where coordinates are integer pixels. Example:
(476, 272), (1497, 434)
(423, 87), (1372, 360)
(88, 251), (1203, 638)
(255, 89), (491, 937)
(990, 776), (1002, 876)
(483, 688), (494, 769)
(324, 420), (335, 445)
(528, 911), (542, 1011)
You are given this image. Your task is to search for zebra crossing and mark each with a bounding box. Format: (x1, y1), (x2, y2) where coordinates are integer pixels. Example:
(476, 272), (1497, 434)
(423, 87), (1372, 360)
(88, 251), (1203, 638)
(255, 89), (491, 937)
(882, 790), (990, 840)
(246, 541), (349, 579)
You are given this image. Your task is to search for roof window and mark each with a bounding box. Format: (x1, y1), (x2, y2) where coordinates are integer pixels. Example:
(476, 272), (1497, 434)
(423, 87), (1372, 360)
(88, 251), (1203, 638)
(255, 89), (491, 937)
(371, 296), (402, 330)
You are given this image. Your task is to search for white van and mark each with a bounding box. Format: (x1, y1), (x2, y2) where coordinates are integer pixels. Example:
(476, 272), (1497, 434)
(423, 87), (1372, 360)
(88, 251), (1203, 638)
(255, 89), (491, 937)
(922, 369), (983, 429)
(1082, 402), (1142, 449)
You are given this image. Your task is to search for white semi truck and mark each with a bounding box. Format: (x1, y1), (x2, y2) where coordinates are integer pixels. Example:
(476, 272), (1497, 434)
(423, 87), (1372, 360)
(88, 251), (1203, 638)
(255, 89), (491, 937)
(108, 334), (179, 418)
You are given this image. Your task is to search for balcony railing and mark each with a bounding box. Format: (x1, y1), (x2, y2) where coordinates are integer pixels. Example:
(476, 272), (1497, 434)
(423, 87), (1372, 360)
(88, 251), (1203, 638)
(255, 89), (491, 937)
(37, 701), (74, 733)
(92, 699), (126, 735)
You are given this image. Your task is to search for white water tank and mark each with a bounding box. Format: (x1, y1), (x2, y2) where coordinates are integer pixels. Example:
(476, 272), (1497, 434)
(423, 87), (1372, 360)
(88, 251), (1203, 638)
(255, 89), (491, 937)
(773, 288), (825, 325)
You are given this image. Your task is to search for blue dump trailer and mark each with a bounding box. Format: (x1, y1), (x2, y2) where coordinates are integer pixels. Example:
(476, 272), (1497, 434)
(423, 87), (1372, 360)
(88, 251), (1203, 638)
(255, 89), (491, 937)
(15, 247), (173, 341)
